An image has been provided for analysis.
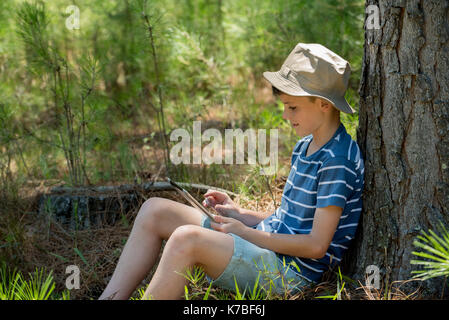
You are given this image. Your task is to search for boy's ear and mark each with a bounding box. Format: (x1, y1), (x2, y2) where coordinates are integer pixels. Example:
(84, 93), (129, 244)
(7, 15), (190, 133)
(319, 99), (332, 110)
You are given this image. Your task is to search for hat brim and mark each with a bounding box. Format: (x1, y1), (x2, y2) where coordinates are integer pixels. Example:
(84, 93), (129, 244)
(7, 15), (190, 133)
(263, 71), (356, 114)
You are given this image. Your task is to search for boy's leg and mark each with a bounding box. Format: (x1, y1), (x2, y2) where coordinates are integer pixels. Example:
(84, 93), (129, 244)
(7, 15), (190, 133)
(142, 224), (234, 300)
(99, 197), (204, 300)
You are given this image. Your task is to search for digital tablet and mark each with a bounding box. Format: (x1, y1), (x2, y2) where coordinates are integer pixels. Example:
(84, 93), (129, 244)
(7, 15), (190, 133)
(167, 178), (216, 220)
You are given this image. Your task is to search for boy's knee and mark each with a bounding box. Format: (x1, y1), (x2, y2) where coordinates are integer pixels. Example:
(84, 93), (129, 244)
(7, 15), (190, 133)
(141, 196), (167, 212)
(165, 225), (203, 256)
(135, 197), (167, 228)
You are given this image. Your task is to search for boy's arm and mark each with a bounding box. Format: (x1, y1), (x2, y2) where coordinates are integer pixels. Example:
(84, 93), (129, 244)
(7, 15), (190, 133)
(237, 208), (272, 227)
(211, 205), (343, 259)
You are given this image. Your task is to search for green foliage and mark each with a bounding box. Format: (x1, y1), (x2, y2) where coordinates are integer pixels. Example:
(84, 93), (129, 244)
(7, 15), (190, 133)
(0, 262), (70, 300)
(0, 104), (17, 200)
(241, 0), (364, 119)
(15, 1), (103, 186)
(1, 0), (364, 189)
(411, 222), (449, 281)
(13, 268), (56, 300)
(16, 1), (53, 73)
(129, 287), (147, 300)
(0, 263), (22, 300)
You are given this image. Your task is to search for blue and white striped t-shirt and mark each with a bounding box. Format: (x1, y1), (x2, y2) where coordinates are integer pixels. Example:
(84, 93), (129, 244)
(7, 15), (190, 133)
(255, 122), (365, 283)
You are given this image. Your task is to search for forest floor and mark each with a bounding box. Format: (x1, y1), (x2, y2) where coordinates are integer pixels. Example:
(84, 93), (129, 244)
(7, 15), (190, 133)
(0, 173), (430, 300)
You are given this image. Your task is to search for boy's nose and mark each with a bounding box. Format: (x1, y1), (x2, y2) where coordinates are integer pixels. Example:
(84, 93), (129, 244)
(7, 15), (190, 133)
(282, 109), (288, 120)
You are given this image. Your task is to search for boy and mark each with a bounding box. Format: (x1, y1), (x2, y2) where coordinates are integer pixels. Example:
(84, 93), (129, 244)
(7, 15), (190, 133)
(99, 43), (364, 300)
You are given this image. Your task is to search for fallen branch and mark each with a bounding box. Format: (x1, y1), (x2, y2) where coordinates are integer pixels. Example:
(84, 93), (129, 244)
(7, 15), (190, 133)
(50, 181), (239, 197)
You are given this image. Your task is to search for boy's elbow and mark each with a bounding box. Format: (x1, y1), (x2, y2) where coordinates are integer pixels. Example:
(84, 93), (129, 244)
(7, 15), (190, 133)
(310, 243), (327, 259)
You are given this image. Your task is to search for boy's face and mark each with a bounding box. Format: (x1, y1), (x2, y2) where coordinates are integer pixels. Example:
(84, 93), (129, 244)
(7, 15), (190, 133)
(279, 93), (329, 137)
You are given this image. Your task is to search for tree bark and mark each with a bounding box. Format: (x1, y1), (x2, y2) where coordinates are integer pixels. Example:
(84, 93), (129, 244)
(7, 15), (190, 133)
(343, 0), (449, 298)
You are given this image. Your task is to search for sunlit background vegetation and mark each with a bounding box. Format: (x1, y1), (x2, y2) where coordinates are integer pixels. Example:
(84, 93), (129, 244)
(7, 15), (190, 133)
(0, 0), (364, 193)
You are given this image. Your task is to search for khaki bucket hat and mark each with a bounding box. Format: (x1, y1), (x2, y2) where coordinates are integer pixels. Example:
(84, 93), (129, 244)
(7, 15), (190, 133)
(263, 43), (355, 114)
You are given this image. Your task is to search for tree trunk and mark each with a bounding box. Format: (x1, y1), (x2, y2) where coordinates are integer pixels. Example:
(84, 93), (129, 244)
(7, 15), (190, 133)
(343, 0), (449, 298)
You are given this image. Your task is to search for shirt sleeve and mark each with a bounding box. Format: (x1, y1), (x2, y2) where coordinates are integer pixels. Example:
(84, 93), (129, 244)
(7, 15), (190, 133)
(316, 157), (357, 209)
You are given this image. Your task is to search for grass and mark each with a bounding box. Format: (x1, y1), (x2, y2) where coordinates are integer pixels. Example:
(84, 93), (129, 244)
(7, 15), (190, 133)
(0, 169), (439, 301)
(0, 151), (443, 301)
(411, 222), (449, 281)
(316, 267), (346, 300)
(0, 262), (70, 300)
(0, 215), (430, 301)
(0, 225), (427, 301)
(131, 263), (425, 301)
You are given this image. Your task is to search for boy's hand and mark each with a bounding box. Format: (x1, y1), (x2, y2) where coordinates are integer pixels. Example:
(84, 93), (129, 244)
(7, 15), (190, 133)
(210, 215), (246, 237)
(202, 189), (242, 220)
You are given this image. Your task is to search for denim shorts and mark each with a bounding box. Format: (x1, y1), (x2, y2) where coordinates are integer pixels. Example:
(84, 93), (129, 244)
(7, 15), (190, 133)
(200, 215), (310, 296)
